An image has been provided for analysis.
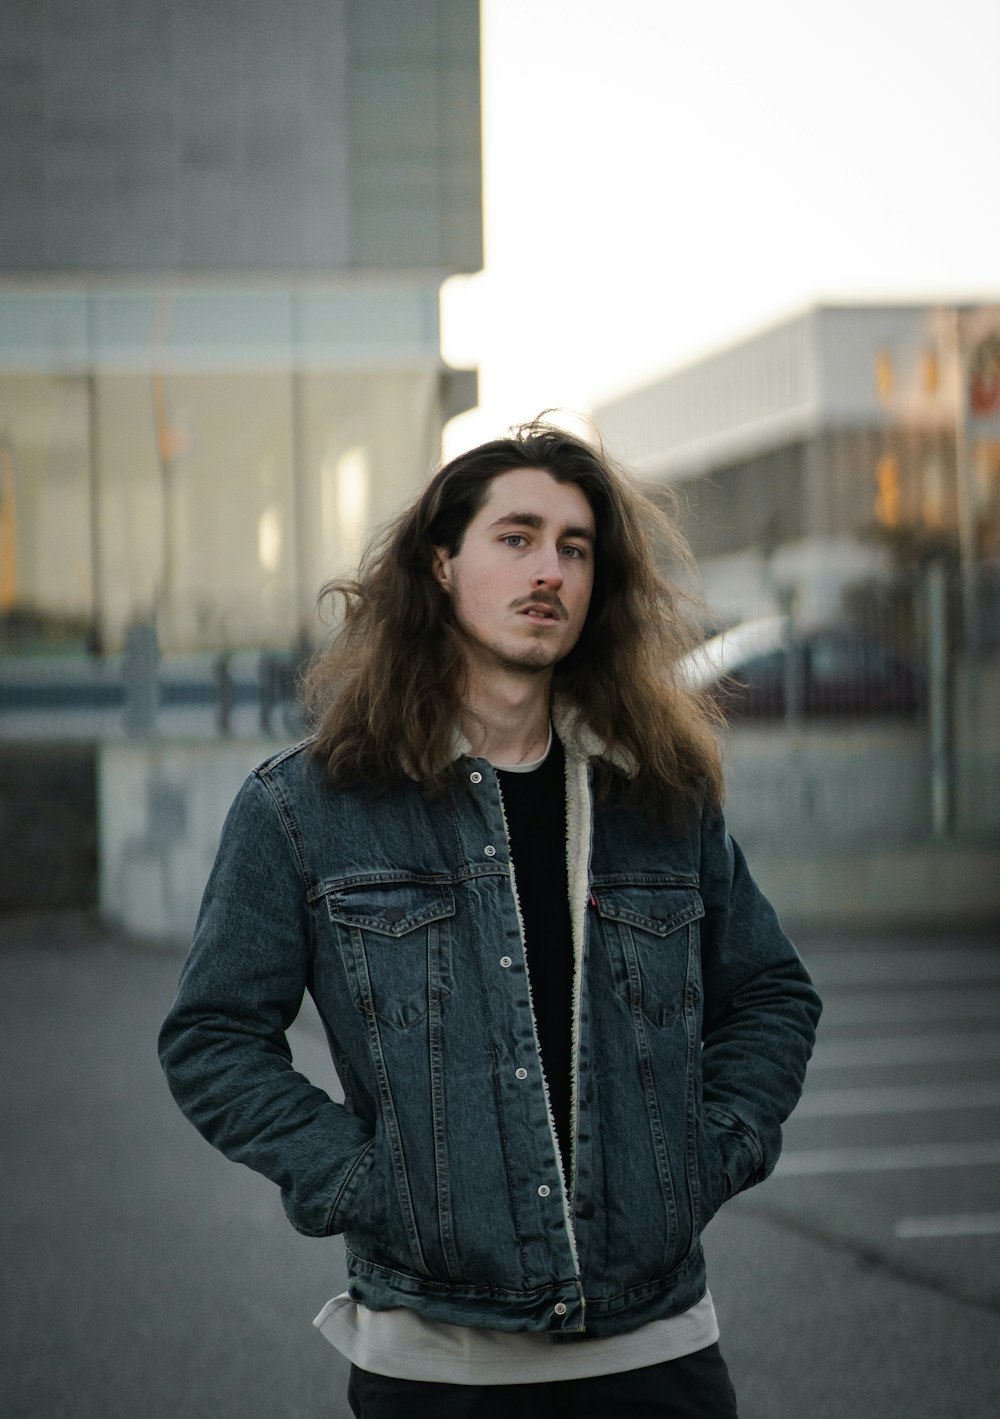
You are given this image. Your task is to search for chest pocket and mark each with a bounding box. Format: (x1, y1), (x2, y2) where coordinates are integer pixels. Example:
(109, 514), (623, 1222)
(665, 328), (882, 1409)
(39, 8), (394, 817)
(325, 881), (455, 1031)
(594, 885), (704, 1027)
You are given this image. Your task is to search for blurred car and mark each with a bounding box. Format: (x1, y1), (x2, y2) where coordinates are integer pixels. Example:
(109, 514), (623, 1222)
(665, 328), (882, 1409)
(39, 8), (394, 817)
(680, 615), (926, 720)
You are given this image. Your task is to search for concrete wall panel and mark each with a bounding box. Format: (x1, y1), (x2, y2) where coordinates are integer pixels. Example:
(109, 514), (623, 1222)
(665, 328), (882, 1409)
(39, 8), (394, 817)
(0, 0), (481, 275)
(97, 732), (1000, 944)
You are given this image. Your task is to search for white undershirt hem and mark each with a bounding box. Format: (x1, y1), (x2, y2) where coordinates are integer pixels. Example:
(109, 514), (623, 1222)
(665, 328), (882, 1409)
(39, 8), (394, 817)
(313, 1291), (719, 1385)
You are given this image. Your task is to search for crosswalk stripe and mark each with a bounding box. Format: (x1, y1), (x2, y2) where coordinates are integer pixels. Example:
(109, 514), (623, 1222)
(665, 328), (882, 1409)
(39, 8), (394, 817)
(820, 990), (1000, 1025)
(808, 950), (1000, 987)
(894, 1212), (1000, 1239)
(810, 1033), (1000, 1068)
(797, 1081), (1000, 1116)
(775, 1140), (1000, 1176)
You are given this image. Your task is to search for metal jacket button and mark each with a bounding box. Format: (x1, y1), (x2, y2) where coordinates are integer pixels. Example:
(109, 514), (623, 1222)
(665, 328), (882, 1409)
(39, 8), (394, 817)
(484, 844), (496, 857)
(553, 1302), (567, 1316)
(515, 1067), (527, 1080)
(470, 771), (482, 783)
(499, 955), (512, 968)
(537, 1184), (550, 1197)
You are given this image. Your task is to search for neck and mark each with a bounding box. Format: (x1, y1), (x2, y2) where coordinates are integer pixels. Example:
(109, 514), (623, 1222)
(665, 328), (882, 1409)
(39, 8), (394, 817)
(459, 666), (554, 767)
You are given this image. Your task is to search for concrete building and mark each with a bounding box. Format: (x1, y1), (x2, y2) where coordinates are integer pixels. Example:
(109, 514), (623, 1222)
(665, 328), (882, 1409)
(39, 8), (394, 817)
(593, 304), (1000, 898)
(0, 0), (481, 651)
(595, 304), (1000, 635)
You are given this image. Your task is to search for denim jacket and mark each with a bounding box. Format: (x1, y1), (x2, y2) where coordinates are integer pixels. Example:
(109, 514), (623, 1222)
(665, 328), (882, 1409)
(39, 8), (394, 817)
(159, 704), (821, 1338)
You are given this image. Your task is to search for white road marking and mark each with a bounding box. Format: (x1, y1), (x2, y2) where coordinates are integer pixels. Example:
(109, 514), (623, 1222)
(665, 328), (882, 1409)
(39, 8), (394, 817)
(808, 950), (1000, 987)
(810, 1033), (1000, 1069)
(821, 990), (1000, 1026)
(894, 1212), (1000, 1239)
(775, 1140), (1000, 1177)
(797, 1081), (1000, 1117)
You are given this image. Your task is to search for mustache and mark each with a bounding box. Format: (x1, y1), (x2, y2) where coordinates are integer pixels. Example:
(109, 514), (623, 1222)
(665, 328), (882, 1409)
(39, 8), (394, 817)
(511, 592), (568, 621)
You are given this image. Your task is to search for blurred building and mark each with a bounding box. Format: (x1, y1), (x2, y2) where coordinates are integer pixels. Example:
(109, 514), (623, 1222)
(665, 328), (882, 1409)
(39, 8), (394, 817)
(0, 0), (481, 651)
(595, 304), (1000, 636)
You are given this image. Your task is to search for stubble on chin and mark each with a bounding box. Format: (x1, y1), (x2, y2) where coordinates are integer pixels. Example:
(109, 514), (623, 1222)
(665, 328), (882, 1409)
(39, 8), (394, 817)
(495, 649), (555, 676)
(461, 630), (562, 679)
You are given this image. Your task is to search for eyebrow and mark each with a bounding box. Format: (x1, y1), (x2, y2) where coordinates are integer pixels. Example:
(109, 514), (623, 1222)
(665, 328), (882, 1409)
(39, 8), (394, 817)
(489, 512), (595, 543)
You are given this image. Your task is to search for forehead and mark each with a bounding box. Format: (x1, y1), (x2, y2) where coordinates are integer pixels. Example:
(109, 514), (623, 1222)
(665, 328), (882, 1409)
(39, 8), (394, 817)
(475, 467), (596, 530)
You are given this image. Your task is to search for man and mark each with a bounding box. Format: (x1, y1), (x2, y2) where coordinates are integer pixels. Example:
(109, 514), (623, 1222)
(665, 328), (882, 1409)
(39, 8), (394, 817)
(159, 422), (821, 1417)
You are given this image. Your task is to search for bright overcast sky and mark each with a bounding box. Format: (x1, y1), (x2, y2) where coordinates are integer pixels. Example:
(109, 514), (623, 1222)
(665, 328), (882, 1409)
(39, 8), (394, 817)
(441, 0), (1000, 454)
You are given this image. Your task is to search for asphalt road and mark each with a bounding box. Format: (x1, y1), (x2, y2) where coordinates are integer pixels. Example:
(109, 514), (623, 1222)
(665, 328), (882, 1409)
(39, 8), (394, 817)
(2, 912), (998, 1419)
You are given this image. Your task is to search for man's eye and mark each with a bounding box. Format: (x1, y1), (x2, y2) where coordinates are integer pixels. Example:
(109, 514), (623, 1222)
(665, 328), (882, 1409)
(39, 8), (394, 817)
(561, 545), (586, 559)
(501, 534), (527, 547)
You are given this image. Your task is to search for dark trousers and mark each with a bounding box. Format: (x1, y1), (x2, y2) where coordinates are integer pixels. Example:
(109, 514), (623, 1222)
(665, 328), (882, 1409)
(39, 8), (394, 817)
(347, 1342), (739, 1418)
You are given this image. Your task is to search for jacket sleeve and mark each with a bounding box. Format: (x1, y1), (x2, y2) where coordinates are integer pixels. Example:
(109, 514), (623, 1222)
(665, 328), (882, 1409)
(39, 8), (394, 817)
(697, 803), (822, 1195)
(157, 770), (374, 1237)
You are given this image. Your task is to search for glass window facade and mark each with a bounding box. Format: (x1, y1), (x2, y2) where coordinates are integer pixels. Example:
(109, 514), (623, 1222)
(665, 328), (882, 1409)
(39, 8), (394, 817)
(0, 288), (455, 652)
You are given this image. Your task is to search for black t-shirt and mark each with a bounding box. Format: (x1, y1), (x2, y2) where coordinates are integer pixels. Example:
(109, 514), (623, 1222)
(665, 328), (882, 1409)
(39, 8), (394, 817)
(495, 735), (574, 1174)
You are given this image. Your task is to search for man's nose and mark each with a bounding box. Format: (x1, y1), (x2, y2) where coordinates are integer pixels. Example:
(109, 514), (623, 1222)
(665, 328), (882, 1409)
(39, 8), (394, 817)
(531, 546), (563, 588)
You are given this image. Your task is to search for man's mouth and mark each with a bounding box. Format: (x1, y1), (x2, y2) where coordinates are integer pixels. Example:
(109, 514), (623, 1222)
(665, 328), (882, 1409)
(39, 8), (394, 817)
(516, 597), (564, 623)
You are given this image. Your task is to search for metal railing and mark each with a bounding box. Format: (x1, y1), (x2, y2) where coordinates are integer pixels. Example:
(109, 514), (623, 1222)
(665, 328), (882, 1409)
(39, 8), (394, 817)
(0, 632), (307, 743)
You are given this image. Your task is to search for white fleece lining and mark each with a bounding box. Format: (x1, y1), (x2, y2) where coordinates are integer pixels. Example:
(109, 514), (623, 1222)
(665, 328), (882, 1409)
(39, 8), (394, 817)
(563, 749), (592, 1212)
(444, 696), (628, 1322)
(493, 773), (583, 1296)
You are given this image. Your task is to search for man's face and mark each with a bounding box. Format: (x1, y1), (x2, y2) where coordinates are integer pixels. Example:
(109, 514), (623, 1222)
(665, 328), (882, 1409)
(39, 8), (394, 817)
(433, 467), (596, 679)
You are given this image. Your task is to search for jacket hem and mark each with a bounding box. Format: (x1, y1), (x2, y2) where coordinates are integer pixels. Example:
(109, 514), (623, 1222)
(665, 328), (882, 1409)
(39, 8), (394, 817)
(344, 1243), (708, 1338)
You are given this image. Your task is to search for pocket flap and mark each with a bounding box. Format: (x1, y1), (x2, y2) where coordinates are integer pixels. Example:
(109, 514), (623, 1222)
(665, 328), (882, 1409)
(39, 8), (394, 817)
(325, 882), (455, 937)
(594, 886), (704, 936)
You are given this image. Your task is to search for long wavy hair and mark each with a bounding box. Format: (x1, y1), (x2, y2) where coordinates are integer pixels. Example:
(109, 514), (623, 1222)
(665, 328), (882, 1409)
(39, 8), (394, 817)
(303, 420), (724, 816)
